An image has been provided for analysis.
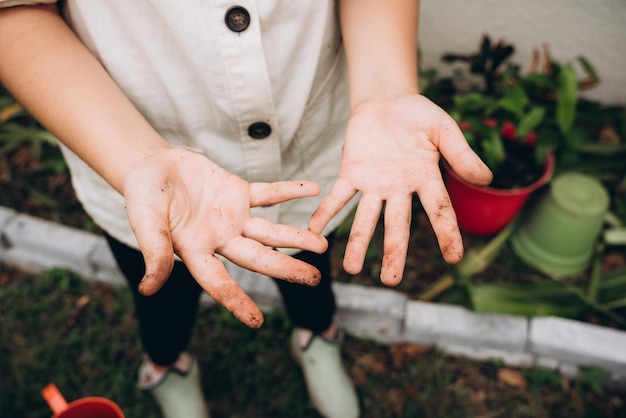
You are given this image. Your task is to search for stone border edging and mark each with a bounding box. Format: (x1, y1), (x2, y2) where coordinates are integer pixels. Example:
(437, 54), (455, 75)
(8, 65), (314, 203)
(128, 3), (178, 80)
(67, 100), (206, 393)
(1, 205), (625, 389)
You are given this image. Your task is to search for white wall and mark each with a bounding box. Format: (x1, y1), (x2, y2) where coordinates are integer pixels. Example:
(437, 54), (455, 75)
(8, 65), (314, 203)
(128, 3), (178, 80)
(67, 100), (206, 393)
(418, 0), (626, 104)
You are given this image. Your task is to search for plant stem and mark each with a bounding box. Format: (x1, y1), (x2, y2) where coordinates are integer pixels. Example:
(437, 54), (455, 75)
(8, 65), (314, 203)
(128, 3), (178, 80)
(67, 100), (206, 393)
(418, 216), (522, 302)
(418, 273), (456, 302)
(587, 243), (604, 303)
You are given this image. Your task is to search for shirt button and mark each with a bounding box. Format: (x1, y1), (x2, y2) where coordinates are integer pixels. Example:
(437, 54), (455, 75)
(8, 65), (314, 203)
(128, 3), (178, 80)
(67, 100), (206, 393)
(248, 122), (272, 139)
(225, 6), (250, 32)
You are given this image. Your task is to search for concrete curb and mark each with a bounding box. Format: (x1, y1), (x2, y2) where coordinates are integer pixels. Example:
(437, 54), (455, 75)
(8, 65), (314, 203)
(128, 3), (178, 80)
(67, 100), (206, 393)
(1, 205), (625, 388)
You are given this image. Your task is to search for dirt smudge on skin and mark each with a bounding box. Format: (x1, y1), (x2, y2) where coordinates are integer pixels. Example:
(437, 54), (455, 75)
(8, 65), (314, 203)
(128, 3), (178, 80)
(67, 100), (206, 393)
(205, 277), (264, 328)
(434, 198), (453, 219)
(349, 230), (364, 242)
(440, 241), (463, 264)
(282, 265), (321, 286)
(381, 253), (403, 286)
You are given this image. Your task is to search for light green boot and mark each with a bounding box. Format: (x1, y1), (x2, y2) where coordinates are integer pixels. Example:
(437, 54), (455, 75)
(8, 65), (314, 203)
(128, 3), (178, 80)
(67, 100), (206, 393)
(290, 328), (360, 418)
(138, 353), (210, 418)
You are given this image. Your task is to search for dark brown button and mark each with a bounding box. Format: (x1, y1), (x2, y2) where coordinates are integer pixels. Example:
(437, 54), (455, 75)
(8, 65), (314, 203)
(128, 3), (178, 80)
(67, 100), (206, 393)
(225, 6), (250, 32)
(248, 122), (271, 139)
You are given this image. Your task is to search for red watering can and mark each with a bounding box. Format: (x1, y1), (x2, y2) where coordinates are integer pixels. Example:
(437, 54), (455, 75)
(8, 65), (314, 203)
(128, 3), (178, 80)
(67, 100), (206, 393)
(42, 383), (124, 418)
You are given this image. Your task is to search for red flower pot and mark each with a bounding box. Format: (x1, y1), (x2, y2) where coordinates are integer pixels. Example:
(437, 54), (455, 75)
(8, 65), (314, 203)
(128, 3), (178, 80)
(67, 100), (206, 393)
(442, 153), (555, 236)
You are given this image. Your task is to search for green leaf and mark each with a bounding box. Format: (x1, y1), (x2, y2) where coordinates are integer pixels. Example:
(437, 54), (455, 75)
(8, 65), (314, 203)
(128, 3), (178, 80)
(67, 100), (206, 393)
(535, 125), (561, 149)
(587, 246), (603, 302)
(578, 366), (610, 395)
(598, 267), (626, 303)
(22, 185), (60, 209)
(0, 122), (58, 145)
(517, 106), (546, 137)
(556, 64), (579, 135)
(0, 95), (16, 109)
(520, 73), (556, 96)
(576, 142), (626, 156)
(481, 128), (506, 170)
(453, 93), (492, 114)
(497, 84), (527, 119)
(602, 297), (626, 310)
(422, 220), (521, 301)
(454, 218), (521, 280)
(533, 145), (548, 167)
(562, 125), (590, 151)
(467, 282), (587, 318)
(577, 56), (598, 81)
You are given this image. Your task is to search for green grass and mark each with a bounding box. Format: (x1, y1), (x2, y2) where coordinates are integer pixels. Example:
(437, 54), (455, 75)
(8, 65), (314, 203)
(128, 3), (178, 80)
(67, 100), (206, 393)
(1, 265), (625, 418)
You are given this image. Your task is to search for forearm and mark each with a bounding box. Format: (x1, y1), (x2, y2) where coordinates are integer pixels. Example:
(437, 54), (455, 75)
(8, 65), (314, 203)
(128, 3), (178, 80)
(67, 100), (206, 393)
(339, 0), (420, 110)
(0, 5), (170, 193)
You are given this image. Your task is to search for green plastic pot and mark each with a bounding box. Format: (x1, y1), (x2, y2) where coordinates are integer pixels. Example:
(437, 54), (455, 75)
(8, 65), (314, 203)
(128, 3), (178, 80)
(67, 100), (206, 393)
(511, 172), (610, 277)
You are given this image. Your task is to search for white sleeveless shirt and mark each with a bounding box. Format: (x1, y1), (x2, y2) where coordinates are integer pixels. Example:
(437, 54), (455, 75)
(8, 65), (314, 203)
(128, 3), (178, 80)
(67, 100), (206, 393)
(2, 0), (356, 253)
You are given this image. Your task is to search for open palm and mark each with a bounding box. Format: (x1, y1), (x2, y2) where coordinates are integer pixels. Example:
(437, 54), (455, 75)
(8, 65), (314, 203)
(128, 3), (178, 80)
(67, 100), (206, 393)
(123, 148), (328, 328)
(310, 94), (492, 286)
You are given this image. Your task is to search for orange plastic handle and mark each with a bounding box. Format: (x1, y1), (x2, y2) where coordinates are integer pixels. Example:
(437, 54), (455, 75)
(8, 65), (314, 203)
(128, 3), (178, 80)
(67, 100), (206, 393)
(42, 383), (68, 414)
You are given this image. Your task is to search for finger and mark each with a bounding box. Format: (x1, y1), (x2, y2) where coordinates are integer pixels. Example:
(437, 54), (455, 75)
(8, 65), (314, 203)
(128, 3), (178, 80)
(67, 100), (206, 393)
(124, 199), (175, 296)
(417, 174), (464, 264)
(343, 195), (383, 275)
(309, 179), (357, 234)
(436, 115), (493, 186)
(244, 217), (328, 254)
(249, 181), (320, 207)
(220, 237), (322, 286)
(380, 195), (412, 286)
(183, 252), (264, 328)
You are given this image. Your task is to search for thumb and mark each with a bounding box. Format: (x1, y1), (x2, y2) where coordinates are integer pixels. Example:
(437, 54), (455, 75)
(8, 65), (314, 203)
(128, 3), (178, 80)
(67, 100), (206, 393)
(126, 204), (175, 295)
(138, 234), (175, 296)
(437, 113), (493, 186)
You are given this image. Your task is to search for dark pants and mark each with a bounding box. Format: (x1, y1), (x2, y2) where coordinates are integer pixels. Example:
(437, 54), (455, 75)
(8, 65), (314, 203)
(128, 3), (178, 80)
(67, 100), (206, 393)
(105, 234), (336, 366)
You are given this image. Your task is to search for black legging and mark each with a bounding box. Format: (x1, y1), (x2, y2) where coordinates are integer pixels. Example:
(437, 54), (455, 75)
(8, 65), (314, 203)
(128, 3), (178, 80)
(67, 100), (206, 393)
(105, 233), (336, 366)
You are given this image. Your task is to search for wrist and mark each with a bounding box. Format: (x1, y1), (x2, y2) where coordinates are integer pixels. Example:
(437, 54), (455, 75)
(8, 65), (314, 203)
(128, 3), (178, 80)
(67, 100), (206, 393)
(349, 86), (419, 112)
(349, 89), (423, 119)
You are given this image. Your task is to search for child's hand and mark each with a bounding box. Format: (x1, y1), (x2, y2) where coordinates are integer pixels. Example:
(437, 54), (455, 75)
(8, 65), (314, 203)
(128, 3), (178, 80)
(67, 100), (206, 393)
(123, 148), (328, 328)
(309, 94), (492, 286)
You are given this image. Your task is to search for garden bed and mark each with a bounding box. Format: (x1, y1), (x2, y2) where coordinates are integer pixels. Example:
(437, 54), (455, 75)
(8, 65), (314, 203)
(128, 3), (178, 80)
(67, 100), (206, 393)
(1, 137), (625, 331)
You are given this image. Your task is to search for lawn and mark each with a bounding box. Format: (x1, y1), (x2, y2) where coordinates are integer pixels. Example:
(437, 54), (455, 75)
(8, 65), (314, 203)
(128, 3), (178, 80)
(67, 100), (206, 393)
(1, 265), (625, 418)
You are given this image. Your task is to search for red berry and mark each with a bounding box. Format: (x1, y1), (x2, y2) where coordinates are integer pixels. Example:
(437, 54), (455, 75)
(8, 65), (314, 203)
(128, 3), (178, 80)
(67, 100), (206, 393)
(458, 121), (472, 132)
(500, 121), (517, 140)
(483, 117), (497, 128)
(524, 131), (537, 146)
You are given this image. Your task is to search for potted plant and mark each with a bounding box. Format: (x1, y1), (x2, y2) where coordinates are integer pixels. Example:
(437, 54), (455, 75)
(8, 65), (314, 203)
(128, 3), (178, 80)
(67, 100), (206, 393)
(441, 81), (557, 235)
(424, 36), (599, 235)
(417, 36), (626, 323)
